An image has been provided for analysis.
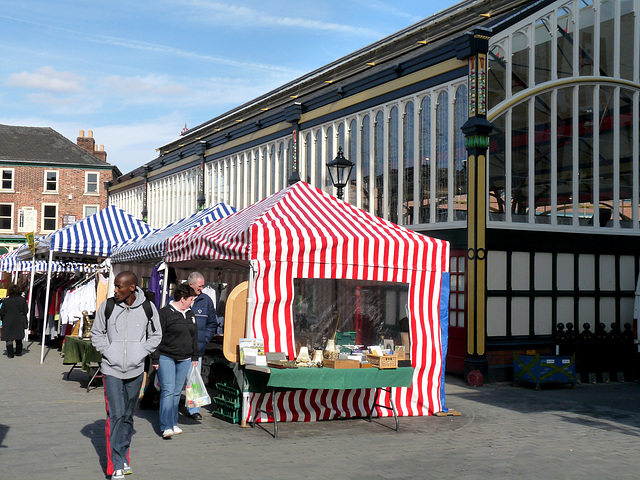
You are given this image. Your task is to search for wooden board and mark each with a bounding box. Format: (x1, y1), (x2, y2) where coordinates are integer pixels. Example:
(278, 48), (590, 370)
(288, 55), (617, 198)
(222, 281), (248, 363)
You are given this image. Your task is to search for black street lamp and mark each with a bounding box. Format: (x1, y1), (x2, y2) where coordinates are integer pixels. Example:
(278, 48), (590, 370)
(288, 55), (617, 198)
(326, 147), (354, 200)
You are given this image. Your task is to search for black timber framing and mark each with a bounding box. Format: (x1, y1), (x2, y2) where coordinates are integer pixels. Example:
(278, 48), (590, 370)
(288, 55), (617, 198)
(485, 228), (640, 350)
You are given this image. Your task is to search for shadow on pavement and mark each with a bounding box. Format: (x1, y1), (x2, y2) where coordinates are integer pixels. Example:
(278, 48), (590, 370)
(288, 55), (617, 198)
(0, 424), (8, 448)
(445, 373), (640, 432)
(80, 419), (108, 476)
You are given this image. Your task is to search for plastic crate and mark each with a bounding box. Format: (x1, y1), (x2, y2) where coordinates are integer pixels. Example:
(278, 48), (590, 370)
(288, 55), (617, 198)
(213, 396), (241, 424)
(215, 382), (241, 406)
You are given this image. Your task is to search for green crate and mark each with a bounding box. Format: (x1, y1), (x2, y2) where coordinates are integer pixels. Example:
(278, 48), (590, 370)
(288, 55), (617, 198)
(335, 331), (357, 345)
(213, 396), (241, 424)
(215, 382), (241, 406)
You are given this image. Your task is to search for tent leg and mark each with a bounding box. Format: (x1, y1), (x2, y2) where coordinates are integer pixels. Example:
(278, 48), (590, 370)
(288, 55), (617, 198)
(40, 251), (54, 364)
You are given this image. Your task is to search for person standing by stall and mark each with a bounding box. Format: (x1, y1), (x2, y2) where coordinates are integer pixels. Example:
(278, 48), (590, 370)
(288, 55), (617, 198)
(151, 282), (199, 439)
(91, 271), (162, 480)
(1, 285), (28, 358)
(186, 271), (218, 421)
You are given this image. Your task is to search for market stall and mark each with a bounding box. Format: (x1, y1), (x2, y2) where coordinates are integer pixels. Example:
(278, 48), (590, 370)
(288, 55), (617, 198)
(109, 202), (236, 307)
(13, 205), (155, 363)
(165, 181), (450, 423)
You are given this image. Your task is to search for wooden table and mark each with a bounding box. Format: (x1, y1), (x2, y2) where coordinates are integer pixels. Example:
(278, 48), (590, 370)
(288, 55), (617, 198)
(61, 336), (103, 392)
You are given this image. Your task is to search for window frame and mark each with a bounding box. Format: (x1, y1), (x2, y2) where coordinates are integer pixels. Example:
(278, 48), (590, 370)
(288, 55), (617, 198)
(0, 168), (15, 192)
(83, 204), (99, 218)
(41, 203), (58, 232)
(85, 171), (100, 195)
(44, 170), (59, 193)
(0, 203), (14, 231)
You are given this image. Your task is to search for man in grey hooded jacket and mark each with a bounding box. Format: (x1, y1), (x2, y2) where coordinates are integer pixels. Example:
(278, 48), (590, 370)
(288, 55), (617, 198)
(91, 271), (162, 480)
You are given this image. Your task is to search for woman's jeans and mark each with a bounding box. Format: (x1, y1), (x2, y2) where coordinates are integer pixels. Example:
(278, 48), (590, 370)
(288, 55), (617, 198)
(157, 355), (191, 431)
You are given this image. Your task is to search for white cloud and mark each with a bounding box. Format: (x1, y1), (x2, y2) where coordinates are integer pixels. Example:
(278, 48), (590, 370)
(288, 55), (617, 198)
(354, 0), (423, 23)
(171, 0), (381, 37)
(6, 66), (85, 93)
(100, 75), (190, 98)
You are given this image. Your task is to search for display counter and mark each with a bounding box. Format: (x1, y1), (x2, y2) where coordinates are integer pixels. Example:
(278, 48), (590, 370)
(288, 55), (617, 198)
(244, 365), (414, 437)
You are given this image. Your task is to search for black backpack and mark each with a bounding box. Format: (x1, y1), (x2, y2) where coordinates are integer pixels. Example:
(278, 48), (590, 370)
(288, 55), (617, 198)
(104, 297), (156, 338)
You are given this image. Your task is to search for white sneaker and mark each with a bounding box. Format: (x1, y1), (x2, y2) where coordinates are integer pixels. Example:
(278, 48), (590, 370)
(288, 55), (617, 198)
(162, 429), (174, 439)
(112, 470), (125, 480)
(123, 463), (132, 475)
(172, 425), (183, 434)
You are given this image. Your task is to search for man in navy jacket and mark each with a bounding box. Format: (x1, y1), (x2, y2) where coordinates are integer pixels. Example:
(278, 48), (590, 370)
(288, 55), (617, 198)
(186, 271), (218, 420)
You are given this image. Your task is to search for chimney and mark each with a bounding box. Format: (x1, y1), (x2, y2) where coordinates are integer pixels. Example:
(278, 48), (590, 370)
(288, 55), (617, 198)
(94, 144), (107, 162)
(77, 129), (107, 162)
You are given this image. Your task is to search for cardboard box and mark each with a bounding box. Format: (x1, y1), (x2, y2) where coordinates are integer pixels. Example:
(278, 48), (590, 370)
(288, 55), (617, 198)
(323, 359), (361, 369)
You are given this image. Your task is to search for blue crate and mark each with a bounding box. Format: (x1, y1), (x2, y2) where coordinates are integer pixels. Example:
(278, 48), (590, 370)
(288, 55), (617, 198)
(513, 354), (576, 389)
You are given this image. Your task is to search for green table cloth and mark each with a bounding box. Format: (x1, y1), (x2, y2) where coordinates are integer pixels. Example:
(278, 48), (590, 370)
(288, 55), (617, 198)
(62, 336), (102, 373)
(245, 366), (414, 392)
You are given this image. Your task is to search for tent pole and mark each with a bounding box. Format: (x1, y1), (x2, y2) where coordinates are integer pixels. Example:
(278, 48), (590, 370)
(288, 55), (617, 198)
(25, 256), (36, 342)
(40, 250), (54, 364)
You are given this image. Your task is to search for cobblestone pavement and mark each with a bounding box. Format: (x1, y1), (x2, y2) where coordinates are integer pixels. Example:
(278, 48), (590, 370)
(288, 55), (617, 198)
(1, 341), (639, 480)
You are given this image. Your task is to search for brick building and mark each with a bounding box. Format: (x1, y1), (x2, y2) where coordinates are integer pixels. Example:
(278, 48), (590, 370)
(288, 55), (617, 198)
(0, 125), (120, 253)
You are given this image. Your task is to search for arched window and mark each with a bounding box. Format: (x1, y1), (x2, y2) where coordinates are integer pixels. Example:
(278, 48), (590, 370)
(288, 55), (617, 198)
(388, 106), (399, 223)
(512, 31), (529, 95)
(402, 101), (414, 225)
(556, 6), (573, 79)
(361, 115), (371, 212)
(374, 110), (384, 218)
(261, 148), (268, 199)
(305, 133), (312, 184)
(488, 44), (506, 110)
(578, 0), (594, 76)
(600, 0), (615, 78)
(239, 154), (245, 208)
(435, 90), (449, 222)
(285, 139), (293, 187)
(247, 151), (253, 204)
(348, 119), (357, 204)
(535, 16), (552, 84)
(326, 126), (334, 189)
(453, 85), (468, 220)
(315, 129), (323, 189)
(270, 145), (276, 194)
(419, 96), (431, 223)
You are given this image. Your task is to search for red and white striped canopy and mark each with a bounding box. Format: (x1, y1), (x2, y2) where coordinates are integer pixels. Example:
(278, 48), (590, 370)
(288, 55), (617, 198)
(166, 181), (450, 418)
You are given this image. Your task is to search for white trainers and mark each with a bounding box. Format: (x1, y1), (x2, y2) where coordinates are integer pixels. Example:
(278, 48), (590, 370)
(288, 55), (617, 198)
(112, 470), (125, 480)
(162, 429), (174, 439)
(172, 425), (183, 435)
(123, 463), (132, 475)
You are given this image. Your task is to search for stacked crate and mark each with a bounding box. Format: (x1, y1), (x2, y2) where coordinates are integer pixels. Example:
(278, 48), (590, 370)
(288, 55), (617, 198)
(213, 382), (241, 424)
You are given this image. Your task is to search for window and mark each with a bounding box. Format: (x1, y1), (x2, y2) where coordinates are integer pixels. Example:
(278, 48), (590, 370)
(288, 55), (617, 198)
(1, 169), (14, 191)
(42, 204), (58, 231)
(85, 172), (99, 194)
(84, 205), (99, 218)
(0, 204), (13, 230)
(44, 170), (58, 192)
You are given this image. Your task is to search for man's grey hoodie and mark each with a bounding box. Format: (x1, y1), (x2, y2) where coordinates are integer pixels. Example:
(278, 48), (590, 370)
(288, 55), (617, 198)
(90, 287), (162, 379)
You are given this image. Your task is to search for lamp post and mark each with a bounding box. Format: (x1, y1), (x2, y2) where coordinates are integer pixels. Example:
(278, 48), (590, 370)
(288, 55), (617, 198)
(326, 147), (354, 200)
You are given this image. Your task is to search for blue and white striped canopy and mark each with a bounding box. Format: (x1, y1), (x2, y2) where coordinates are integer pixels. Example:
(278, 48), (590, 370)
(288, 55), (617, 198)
(110, 203), (235, 263)
(0, 249), (97, 273)
(13, 205), (154, 262)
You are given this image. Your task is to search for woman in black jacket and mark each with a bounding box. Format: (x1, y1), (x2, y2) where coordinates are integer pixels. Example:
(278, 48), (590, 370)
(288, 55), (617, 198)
(151, 283), (198, 439)
(1, 284), (28, 358)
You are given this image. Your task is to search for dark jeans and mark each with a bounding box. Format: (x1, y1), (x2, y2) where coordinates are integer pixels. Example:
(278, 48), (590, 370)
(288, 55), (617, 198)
(103, 374), (143, 473)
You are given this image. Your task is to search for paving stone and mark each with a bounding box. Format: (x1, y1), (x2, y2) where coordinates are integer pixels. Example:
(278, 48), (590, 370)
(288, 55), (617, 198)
(1, 342), (640, 479)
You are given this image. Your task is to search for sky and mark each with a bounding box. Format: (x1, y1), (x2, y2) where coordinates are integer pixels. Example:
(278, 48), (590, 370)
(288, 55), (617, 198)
(0, 0), (454, 174)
